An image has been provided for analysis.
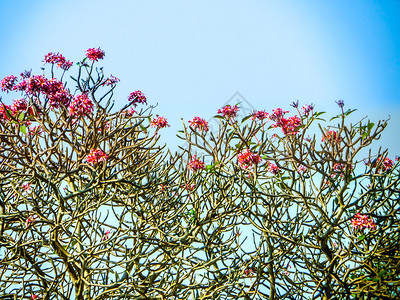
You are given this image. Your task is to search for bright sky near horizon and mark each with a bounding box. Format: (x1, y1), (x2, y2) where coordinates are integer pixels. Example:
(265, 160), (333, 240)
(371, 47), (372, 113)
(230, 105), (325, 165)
(1, 0), (399, 154)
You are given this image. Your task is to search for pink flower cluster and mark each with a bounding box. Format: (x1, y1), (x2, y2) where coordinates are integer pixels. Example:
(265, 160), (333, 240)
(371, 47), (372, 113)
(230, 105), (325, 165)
(69, 94), (94, 117)
(189, 116), (209, 132)
(123, 107), (136, 117)
(187, 155), (205, 171)
(301, 104), (314, 116)
(297, 165), (307, 174)
(151, 116), (170, 129)
(269, 108), (301, 135)
(237, 149), (262, 169)
(322, 130), (341, 143)
(251, 110), (269, 121)
(266, 162), (280, 175)
(25, 214), (38, 228)
(351, 213), (376, 231)
(86, 48), (105, 62)
(103, 75), (120, 86)
(128, 90), (147, 107)
(86, 148), (108, 164)
(1, 75), (18, 92)
(372, 157), (394, 172)
(218, 105), (239, 118)
(44, 52), (73, 70)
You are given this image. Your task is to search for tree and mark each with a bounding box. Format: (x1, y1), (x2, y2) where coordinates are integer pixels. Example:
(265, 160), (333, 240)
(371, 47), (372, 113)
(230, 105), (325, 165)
(0, 49), (399, 299)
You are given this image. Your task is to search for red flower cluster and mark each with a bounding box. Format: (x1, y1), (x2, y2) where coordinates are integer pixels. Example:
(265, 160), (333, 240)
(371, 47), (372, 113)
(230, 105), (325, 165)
(128, 90), (147, 107)
(187, 155), (205, 171)
(1, 75), (18, 92)
(123, 107), (136, 117)
(189, 116), (209, 132)
(372, 157), (394, 172)
(86, 148), (108, 164)
(266, 162), (280, 175)
(44, 52), (73, 70)
(322, 130), (341, 143)
(103, 75), (120, 86)
(333, 163), (345, 173)
(351, 213), (376, 231)
(86, 48), (105, 62)
(69, 94), (94, 117)
(218, 105), (239, 118)
(0, 104), (11, 120)
(269, 108), (301, 135)
(11, 99), (28, 115)
(237, 149), (262, 169)
(151, 116), (170, 129)
(251, 110), (269, 121)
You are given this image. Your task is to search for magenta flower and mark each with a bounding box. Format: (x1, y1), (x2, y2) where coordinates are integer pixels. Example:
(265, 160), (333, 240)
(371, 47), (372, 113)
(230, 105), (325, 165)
(103, 75), (120, 86)
(85, 48), (105, 62)
(218, 105), (239, 118)
(322, 130), (341, 143)
(267, 162), (280, 175)
(151, 116), (170, 129)
(187, 155), (205, 171)
(237, 149), (262, 169)
(301, 104), (314, 116)
(11, 99), (28, 115)
(102, 230), (111, 240)
(128, 90), (147, 107)
(69, 94), (94, 117)
(123, 107), (136, 117)
(44, 52), (73, 70)
(25, 215), (38, 228)
(251, 110), (269, 121)
(189, 117), (209, 132)
(297, 165), (307, 174)
(86, 148), (108, 165)
(1, 75), (18, 92)
(351, 213), (376, 231)
(0, 104), (11, 121)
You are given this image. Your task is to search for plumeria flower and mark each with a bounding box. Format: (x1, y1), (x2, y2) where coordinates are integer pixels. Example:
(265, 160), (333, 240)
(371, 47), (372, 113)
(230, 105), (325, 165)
(189, 116), (209, 132)
(128, 90), (147, 107)
(86, 149), (108, 165)
(218, 105), (239, 118)
(187, 155), (205, 171)
(102, 230), (111, 240)
(86, 47), (105, 61)
(25, 215), (38, 228)
(151, 116), (170, 129)
(237, 149), (262, 169)
(351, 213), (376, 231)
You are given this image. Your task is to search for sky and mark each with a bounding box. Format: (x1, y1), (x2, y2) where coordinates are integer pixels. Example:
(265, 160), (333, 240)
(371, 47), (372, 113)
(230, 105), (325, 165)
(0, 0), (399, 155)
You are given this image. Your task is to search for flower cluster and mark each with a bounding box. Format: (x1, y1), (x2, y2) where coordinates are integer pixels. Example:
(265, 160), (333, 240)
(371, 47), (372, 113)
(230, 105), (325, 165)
(371, 157), (394, 172)
(266, 162), (280, 175)
(103, 75), (120, 86)
(86, 48), (105, 62)
(251, 110), (269, 121)
(0, 104), (11, 120)
(244, 268), (256, 277)
(128, 90), (147, 107)
(102, 230), (111, 241)
(86, 148), (108, 164)
(189, 116), (209, 132)
(151, 116), (170, 129)
(297, 165), (307, 174)
(269, 108), (301, 135)
(301, 104), (314, 116)
(187, 155), (205, 171)
(237, 149), (262, 169)
(1, 75), (18, 92)
(44, 52), (73, 70)
(69, 94), (94, 117)
(322, 130), (341, 143)
(218, 105), (239, 118)
(123, 107), (136, 117)
(351, 213), (376, 231)
(25, 214), (38, 228)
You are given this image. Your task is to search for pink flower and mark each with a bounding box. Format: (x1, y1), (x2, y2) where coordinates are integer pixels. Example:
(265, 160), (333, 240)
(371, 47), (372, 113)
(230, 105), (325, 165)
(0, 104), (11, 120)
(102, 230), (111, 240)
(189, 117), (209, 132)
(29, 125), (43, 136)
(333, 163), (345, 173)
(267, 162), (280, 175)
(103, 75), (120, 86)
(182, 183), (196, 191)
(11, 99), (28, 115)
(69, 94), (94, 117)
(187, 155), (205, 171)
(86, 148), (108, 164)
(86, 48), (105, 62)
(297, 165), (307, 174)
(269, 109), (301, 135)
(269, 108), (289, 122)
(244, 268), (256, 277)
(1, 75), (18, 92)
(322, 130), (341, 143)
(128, 90), (147, 107)
(218, 105), (239, 118)
(44, 52), (73, 70)
(251, 110), (269, 121)
(151, 116), (170, 129)
(25, 215), (38, 228)
(22, 183), (31, 191)
(237, 149), (262, 169)
(301, 104), (314, 116)
(123, 107), (136, 117)
(351, 213), (376, 231)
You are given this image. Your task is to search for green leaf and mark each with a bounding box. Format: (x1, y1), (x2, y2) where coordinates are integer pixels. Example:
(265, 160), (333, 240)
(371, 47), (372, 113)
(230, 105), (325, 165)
(18, 113), (25, 122)
(358, 234), (366, 241)
(20, 126), (27, 134)
(241, 115), (253, 123)
(367, 122), (375, 131)
(344, 108), (357, 116)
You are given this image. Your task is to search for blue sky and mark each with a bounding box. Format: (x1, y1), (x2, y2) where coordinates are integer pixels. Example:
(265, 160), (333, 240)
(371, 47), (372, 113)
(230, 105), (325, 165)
(1, 0), (399, 154)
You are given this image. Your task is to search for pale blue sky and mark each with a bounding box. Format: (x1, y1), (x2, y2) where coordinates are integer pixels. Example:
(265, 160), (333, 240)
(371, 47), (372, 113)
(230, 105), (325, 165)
(1, 0), (399, 153)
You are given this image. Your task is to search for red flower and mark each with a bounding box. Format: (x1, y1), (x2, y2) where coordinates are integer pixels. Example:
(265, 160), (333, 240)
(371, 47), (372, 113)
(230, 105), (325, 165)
(251, 110), (269, 121)
(189, 117), (209, 132)
(11, 99), (28, 115)
(322, 130), (341, 143)
(0, 104), (11, 120)
(128, 90), (147, 107)
(123, 107), (136, 117)
(1, 75), (18, 92)
(267, 162), (280, 175)
(31, 295), (39, 300)
(218, 105), (239, 118)
(86, 48), (105, 62)
(44, 52), (73, 70)
(351, 213), (376, 231)
(237, 149), (262, 169)
(69, 94), (94, 117)
(187, 155), (205, 171)
(86, 148), (108, 164)
(269, 109), (301, 135)
(102, 230), (111, 240)
(103, 75), (120, 86)
(25, 215), (38, 228)
(151, 116), (170, 129)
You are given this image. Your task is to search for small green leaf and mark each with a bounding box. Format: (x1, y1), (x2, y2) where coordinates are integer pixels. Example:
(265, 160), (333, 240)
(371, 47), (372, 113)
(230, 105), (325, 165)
(20, 126), (27, 134)
(358, 234), (366, 241)
(241, 115), (253, 123)
(19, 113), (25, 121)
